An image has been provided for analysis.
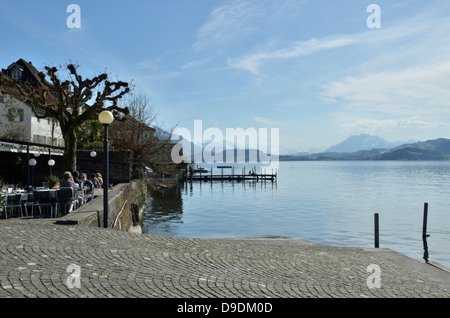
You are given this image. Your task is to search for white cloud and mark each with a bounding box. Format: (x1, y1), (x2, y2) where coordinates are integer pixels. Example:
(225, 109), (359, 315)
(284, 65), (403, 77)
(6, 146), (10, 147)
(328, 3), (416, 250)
(192, 0), (262, 52)
(321, 62), (450, 117)
(137, 58), (161, 70)
(181, 56), (213, 70)
(338, 117), (450, 135)
(228, 36), (356, 75)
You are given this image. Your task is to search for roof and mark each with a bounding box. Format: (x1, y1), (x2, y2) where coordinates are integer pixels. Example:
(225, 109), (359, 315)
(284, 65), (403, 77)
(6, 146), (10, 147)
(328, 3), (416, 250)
(1, 58), (56, 105)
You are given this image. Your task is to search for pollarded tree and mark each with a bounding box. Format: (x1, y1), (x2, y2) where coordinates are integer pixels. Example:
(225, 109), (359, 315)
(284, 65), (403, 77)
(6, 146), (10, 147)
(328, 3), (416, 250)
(0, 61), (131, 171)
(108, 92), (178, 180)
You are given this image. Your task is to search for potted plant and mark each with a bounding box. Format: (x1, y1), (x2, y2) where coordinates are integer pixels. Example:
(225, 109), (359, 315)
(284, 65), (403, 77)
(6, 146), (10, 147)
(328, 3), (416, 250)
(45, 175), (60, 189)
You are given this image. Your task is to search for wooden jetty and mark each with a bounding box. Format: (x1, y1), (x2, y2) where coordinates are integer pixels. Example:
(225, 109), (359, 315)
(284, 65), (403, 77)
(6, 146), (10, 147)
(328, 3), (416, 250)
(184, 166), (277, 182)
(188, 174), (276, 182)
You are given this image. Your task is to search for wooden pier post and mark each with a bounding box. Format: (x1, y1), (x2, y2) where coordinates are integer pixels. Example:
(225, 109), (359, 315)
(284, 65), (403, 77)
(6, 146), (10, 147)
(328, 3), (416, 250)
(374, 213), (379, 248)
(422, 202), (429, 239)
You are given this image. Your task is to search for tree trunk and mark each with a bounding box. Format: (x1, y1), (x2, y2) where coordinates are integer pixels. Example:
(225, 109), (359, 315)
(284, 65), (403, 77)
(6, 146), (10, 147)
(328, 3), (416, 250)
(62, 128), (77, 172)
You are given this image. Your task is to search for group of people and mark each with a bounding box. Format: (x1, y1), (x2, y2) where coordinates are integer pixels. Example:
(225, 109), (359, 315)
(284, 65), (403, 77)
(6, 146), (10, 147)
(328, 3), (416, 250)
(60, 170), (104, 192)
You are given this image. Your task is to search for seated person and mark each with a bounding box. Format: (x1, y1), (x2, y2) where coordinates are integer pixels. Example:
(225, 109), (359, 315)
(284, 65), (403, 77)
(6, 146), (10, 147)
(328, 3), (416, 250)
(60, 171), (79, 190)
(89, 173), (101, 188)
(80, 173), (95, 202)
(58, 171), (79, 213)
(96, 173), (103, 187)
(80, 173), (94, 192)
(72, 170), (84, 189)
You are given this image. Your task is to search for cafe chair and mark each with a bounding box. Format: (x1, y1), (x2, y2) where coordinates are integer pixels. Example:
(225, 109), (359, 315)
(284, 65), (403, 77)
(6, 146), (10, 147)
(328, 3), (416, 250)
(31, 189), (54, 218)
(3, 193), (24, 218)
(21, 192), (34, 217)
(55, 187), (78, 217)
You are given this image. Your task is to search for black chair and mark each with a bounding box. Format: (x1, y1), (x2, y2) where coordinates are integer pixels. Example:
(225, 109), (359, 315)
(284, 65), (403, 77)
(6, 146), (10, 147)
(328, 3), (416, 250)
(21, 192), (34, 217)
(55, 187), (77, 217)
(31, 190), (54, 218)
(3, 193), (24, 218)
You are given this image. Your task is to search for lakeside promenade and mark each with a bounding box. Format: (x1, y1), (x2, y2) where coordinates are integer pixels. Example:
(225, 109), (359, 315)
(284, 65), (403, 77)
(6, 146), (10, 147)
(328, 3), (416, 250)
(0, 218), (449, 298)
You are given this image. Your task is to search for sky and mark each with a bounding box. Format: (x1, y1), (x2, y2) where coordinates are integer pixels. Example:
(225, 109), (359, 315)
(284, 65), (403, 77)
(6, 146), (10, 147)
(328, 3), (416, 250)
(2, 0), (450, 154)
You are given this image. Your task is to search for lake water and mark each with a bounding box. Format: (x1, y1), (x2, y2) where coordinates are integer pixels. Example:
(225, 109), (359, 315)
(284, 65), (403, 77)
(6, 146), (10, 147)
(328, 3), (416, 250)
(142, 161), (450, 268)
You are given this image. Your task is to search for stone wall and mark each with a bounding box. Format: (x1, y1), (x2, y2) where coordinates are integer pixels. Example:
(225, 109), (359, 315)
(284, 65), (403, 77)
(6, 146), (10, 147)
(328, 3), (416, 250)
(55, 179), (149, 232)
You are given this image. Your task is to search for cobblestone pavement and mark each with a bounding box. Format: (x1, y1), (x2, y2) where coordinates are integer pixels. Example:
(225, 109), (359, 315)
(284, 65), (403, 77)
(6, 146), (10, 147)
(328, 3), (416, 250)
(0, 219), (449, 298)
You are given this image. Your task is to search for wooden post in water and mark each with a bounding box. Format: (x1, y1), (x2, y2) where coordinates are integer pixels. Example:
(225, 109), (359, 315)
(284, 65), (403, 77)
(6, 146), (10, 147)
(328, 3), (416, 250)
(422, 202), (429, 239)
(374, 213), (379, 248)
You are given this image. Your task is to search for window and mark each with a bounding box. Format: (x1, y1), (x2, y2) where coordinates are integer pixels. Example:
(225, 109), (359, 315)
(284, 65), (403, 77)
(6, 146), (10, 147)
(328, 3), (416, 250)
(7, 109), (14, 122)
(11, 70), (22, 80)
(7, 109), (24, 122)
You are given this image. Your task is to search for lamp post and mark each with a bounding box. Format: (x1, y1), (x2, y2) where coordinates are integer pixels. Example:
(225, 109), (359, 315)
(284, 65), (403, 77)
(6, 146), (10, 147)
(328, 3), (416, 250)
(48, 159), (55, 176)
(98, 110), (114, 228)
(28, 158), (37, 189)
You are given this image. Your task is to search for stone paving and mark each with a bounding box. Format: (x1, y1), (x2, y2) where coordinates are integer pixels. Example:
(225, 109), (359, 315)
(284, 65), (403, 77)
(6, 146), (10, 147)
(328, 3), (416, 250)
(0, 218), (449, 298)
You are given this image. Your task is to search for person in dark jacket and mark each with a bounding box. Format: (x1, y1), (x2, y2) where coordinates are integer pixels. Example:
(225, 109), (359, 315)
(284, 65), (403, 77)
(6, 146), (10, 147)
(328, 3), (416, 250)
(60, 171), (79, 190)
(72, 170), (84, 189)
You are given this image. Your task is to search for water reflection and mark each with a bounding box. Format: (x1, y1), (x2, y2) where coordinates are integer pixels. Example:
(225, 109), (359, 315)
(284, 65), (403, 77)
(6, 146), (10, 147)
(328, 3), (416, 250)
(141, 187), (183, 236)
(423, 237), (429, 263)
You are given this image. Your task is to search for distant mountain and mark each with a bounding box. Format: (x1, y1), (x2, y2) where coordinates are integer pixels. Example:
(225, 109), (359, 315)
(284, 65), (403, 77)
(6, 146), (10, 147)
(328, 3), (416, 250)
(279, 138), (450, 161)
(173, 137), (272, 163)
(378, 138), (450, 160)
(324, 134), (407, 153)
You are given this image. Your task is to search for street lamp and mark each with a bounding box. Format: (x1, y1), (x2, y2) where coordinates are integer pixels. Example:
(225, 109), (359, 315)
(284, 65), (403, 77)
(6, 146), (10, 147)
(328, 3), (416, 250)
(98, 110), (114, 228)
(29, 158), (37, 189)
(48, 159), (55, 175)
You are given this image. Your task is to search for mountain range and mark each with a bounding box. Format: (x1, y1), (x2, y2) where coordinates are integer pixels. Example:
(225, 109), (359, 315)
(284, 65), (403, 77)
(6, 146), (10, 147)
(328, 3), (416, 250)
(280, 135), (450, 161)
(323, 134), (414, 153)
(173, 133), (450, 162)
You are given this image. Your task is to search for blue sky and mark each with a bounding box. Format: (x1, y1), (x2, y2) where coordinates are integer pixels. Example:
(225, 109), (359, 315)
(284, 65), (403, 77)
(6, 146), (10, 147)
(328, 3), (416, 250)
(2, 0), (450, 154)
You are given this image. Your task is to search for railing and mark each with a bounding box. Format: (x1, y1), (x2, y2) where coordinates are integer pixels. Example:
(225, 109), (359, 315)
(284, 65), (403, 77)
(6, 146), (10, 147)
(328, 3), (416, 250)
(113, 200), (128, 230)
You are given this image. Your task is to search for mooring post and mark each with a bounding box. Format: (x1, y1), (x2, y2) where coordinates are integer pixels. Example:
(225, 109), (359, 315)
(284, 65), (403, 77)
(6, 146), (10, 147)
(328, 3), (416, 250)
(422, 202), (429, 239)
(374, 213), (379, 248)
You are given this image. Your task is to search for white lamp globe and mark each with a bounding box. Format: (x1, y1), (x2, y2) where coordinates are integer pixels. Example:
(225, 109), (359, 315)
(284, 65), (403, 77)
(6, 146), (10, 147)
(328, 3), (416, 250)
(98, 110), (114, 125)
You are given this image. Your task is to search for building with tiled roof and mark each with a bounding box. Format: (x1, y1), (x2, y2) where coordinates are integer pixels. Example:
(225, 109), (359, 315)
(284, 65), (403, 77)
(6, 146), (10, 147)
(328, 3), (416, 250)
(0, 59), (63, 146)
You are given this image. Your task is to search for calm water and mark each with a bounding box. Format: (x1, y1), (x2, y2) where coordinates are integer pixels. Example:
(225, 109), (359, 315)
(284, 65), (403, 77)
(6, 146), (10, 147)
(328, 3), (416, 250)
(142, 161), (450, 267)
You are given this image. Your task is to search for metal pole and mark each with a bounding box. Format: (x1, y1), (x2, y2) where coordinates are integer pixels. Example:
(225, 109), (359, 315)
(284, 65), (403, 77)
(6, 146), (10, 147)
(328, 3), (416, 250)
(374, 213), (379, 248)
(27, 145), (30, 189)
(103, 124), (110, 228)
(49, 149), (52, 176)
(422, 202), (429, 239)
